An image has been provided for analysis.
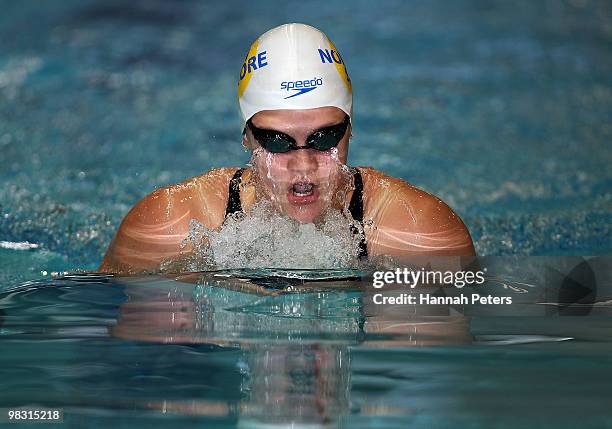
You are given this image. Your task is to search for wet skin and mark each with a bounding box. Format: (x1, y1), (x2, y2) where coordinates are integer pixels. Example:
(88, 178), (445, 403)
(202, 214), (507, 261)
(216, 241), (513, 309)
(99, 107), (476, 274)
(245, 107), (350, 224)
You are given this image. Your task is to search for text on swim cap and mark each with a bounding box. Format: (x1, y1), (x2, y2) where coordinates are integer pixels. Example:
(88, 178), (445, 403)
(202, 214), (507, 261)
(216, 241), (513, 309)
(240, 51), (268, 80)
(280, 78), (323, 99)
(318, 49), (343, 64)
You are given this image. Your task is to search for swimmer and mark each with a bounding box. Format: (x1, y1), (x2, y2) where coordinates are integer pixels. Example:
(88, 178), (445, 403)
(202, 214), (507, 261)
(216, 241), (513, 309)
(99, 23), (475, 274)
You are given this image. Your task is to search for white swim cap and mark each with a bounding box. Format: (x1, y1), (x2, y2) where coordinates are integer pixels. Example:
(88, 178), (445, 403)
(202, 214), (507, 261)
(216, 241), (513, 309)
(237, 23), (352, 124)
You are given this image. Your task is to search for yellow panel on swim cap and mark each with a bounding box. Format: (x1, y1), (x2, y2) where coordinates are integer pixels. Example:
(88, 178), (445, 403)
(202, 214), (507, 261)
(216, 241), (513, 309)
(327, 37), (352, 93)
(237, 39), (260, 99)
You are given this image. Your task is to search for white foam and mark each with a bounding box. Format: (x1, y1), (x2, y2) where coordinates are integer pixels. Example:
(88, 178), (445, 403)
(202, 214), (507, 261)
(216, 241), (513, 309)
(179, 201), (362, 270)
(0, 240), (40, 250)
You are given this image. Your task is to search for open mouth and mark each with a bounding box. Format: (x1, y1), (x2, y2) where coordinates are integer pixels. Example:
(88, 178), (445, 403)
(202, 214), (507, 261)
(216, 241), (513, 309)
(287, 182), (319, 205)
(292, 182), (314, 196)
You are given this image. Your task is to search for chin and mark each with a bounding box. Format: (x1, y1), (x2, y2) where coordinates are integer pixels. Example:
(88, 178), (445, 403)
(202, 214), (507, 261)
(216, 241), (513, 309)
(285, 203), (324, 224)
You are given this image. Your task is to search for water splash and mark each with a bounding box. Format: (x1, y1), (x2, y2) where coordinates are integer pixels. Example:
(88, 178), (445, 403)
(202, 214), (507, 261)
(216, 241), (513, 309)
(0, 240), (40, 250)
(171, 200), (363, 271)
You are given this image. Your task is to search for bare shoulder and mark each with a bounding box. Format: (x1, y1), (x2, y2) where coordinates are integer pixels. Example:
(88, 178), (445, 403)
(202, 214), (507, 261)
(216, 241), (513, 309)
(130, 167), (239, 227)
(99, 168), (240, 273)
(358, 167), (475, 256)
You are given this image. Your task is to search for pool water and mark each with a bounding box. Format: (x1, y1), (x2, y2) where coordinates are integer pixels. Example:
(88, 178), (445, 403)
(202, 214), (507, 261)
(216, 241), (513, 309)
(1, 1), (611, 428)
(1, 264), (612, 428)
(0, 0), (610, 274)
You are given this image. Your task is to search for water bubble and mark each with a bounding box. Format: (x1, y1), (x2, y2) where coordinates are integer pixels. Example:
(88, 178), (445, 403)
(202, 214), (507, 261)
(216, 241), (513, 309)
(169, 201), (362, 271)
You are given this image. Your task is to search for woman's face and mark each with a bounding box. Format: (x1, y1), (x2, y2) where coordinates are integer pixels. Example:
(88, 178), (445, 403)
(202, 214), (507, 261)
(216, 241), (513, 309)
(245, 107), (351, 224)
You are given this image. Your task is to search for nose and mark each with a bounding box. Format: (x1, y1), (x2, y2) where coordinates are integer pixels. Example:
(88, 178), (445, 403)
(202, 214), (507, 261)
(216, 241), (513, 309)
(286, 147), (319, 175)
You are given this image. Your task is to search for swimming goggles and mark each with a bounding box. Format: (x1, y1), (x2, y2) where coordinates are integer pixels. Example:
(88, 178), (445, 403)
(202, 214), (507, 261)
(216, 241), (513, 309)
(246, 115), (350, 153)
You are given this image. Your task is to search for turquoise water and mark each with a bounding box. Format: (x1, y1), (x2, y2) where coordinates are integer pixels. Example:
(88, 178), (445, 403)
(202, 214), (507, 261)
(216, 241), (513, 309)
(1, 1), (611, 428)
(1, 265), (612, 428)
(0, 0), (610, 275)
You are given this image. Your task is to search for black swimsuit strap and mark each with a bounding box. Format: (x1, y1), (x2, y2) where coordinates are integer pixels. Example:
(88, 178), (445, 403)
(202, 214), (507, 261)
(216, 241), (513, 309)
(225, 168), (245, 218)
(349, 168), (368, 259)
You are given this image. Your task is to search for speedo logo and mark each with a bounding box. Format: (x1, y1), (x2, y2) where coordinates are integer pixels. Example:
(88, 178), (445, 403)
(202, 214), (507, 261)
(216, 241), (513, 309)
(280, 77), (323, 99)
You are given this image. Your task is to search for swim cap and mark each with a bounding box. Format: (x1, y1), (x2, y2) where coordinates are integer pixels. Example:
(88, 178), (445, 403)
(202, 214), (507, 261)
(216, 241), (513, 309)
(237, 23), (352, 124)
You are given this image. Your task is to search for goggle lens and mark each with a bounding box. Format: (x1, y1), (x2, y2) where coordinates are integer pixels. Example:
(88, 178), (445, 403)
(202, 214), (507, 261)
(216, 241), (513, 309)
(247, 115), (350, 153)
